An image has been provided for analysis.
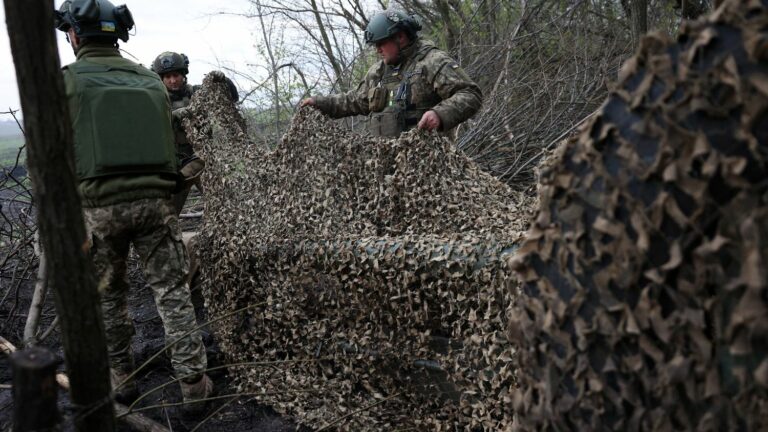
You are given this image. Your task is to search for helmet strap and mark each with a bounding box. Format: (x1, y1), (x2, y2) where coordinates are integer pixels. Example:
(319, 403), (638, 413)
(67, 29), (82, 53)
(393, 32), (411, 64)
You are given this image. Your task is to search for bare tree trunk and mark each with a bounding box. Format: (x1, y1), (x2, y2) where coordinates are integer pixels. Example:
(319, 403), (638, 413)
(23, 233), (48, 347)
(630, 0), (648, 49)
(3, 1), (115, 431)
(254, 0), (282, 138)
(310, 0), (344, 81)
(434, 0), (458, 51)
(479, 0), (498, 46)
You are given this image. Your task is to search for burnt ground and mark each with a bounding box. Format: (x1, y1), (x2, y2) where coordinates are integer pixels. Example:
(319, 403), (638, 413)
(0, 190), (302, 431)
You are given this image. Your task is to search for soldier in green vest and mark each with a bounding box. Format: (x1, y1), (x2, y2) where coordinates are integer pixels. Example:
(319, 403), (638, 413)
(151, 51), (238, 215)
(301, 10), (482, 137)
(55, 0), (212, 415)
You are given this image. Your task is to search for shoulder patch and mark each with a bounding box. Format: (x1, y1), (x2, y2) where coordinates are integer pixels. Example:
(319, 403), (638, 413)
(451, 63), (460, 69)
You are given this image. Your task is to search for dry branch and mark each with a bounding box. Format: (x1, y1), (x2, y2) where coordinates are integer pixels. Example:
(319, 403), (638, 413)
(22, 233), (47, 346)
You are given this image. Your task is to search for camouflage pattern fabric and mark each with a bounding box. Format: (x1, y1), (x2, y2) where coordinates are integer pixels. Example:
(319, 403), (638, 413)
(181, 76), (526, 429)
(169, 84), (205, 215)
(314, 39), (482, 132)
(169, 83), (198, 160)
(510, 0), (768, 430)
(84, 197), (207, 382)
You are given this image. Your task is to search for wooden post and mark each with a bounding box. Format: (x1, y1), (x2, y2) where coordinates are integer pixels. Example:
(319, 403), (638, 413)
(2, 336), (169, 432)
(10, 347), (60, 432)
(2, 0), (116, 430)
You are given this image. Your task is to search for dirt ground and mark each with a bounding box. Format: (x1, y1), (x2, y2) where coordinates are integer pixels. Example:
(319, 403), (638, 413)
(0, 191), (302, 431)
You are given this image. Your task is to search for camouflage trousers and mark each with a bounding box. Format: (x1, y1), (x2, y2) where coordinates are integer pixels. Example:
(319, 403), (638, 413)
(84, 197), (207, 383)
(172, 157), (205, 216)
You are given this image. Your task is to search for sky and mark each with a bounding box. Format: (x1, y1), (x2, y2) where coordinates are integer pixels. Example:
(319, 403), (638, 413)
(0, 0), (256, 116)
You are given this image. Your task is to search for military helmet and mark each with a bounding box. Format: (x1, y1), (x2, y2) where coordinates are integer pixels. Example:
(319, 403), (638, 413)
(55, 0), (134, 42)
(364, 10), (422, 44)
(151, 52), (190, 76)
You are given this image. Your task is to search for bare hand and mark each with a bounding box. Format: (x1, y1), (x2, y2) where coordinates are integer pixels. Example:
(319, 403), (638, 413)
(417, 110), (441, 131)
(300, 97), (316, 107)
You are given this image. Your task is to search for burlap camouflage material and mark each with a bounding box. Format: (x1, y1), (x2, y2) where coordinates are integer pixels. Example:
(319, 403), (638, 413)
(510, 0), (768, 430)
(84, 197), (207, 382)
(181, 75), (528, 429)
(314, 39), (482, 134)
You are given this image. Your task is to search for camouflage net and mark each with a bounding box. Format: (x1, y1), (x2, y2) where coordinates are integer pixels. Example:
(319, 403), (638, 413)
(183, 77), (531, 429)
(510, 0), (768, 430)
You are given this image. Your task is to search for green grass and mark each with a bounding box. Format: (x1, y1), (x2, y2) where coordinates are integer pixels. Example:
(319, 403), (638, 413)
(0, 135), (25, 167)
(0, 135), (24, 149)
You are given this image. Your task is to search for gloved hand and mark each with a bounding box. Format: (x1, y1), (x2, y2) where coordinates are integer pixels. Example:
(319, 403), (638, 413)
(208, 70), (238, 102)
(172, 107), (191, 122)
(208, 70), (226, 82)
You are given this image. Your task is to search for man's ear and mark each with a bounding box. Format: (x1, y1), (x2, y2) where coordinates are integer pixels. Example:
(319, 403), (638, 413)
(398, 31), (409, 48)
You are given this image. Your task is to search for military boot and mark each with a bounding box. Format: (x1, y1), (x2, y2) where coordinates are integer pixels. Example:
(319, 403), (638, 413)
(111, 368), (139, 404)
(180, 373), (213, 416)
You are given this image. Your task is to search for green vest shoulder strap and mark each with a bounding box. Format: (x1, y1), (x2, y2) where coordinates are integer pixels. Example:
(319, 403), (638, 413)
(66, 59), (178, 180)
(66, 59), (162, 80)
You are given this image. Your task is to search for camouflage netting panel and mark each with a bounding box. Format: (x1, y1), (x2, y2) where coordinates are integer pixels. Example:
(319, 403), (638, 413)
(510, 0), (768, 430)
(182, 78), (532, 429)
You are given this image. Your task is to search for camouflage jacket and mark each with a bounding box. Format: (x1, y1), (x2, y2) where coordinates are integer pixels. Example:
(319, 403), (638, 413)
(314, 39), (482, 134)
(63, 44), (175, 208)
(169, 84), (200, 162)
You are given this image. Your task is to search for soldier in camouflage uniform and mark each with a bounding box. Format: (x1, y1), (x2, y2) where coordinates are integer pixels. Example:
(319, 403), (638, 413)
(151, 52), (238, 215)
(55, 0), (211, 414)
(302, 10), (482, 137)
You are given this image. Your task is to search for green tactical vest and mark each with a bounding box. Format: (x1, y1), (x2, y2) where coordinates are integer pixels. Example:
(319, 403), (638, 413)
(66, 60), (177, 180)
(368, 45), (440, 137)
